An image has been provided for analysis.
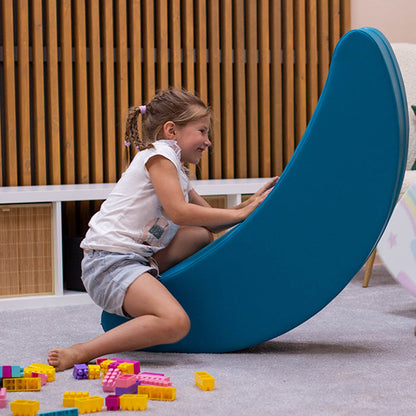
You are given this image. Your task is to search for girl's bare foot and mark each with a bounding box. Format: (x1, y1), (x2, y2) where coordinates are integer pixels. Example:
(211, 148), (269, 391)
(47, 344), (89, 372)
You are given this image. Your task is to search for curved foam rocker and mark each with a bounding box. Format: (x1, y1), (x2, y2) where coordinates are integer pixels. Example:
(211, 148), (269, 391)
(102, 28), (409, 352)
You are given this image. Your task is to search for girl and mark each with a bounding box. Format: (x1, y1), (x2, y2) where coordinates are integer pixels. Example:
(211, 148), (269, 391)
(48, 88), (277, 371)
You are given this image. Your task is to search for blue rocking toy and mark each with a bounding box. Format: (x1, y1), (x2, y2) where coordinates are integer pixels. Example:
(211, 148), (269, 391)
(101, 28), (409, 353)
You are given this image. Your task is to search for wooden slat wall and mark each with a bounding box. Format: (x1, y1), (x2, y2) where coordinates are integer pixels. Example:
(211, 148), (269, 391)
(0, 0), (350, 188)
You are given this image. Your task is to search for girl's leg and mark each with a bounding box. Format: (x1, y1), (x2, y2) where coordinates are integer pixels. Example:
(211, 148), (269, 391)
(48, 226), (212, 371)
(153, 225), (213, 273)
(48, 272), (190, 371)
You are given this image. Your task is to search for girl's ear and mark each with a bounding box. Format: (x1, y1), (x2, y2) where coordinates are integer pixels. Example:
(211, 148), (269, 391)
(163, 121), (176, 140)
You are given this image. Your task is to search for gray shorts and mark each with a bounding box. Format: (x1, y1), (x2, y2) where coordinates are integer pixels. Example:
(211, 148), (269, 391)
(81, 249), (159, 317)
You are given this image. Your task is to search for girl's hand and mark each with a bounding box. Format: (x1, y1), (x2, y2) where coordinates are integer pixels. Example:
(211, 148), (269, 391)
(254, 176), (279, 198)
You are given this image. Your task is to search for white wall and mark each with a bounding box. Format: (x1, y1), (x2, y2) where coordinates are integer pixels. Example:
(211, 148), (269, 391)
(351, 0), (416, 43)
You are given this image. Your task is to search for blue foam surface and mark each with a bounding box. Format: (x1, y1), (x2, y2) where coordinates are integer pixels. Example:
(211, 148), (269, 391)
(102, 28), (408, 352)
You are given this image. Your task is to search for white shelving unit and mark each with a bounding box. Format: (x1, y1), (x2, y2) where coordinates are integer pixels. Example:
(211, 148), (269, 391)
(0, 178), (271, 310)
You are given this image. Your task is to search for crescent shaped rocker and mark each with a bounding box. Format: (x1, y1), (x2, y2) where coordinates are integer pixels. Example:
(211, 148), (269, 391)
(101, 28), (409, 352)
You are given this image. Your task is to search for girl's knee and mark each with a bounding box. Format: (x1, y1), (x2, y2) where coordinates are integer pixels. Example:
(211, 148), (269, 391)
(163, 310), (191, 343)
(195, 226), (214, 249)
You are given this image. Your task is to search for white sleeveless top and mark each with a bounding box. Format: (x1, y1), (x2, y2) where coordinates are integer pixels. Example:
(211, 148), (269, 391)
(81, 140), (192, 257)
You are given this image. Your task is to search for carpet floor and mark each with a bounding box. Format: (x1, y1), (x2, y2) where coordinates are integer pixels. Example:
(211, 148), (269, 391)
(1, 264), (415, 415)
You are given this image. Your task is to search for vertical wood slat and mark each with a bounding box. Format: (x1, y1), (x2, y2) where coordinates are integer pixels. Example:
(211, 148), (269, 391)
(306, 0), (319, 121)
(142, 0), (155, 101)
(32, 0), (47, 185)
(2, 0), (18, 186)
(233, 0), (247, 178)
(115, 0), (129, 176)
(73, 0), (89, 184)
(294, 0), (307, 147)
(183, 0), (194, 93)
(88, 0), (103, 184)
(258, 0), (271, 177)
(60, 0), (75, 185)
(45, 0), (61, 185)
(270, 0), (283, 175)
(329, 0), (341, 57)
(208, 0), (222, 179)
(246, 0), (259, 177)
(195, 0), (209, 179)
(221, 0), (234, 178)
(169, 0), (182, 88)
(317, 0), (330, 95)
(101, 1), (117, 183)
(156, 0), (169, 90)
(282, 0), (295, 166)
(17, 0), (31, 185)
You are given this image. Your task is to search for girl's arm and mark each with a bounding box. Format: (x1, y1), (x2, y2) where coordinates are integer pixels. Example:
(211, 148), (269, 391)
(147, 156), (270, 231)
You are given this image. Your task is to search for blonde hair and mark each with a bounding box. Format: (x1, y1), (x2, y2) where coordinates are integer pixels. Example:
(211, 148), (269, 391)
(124, 88), (212, 152)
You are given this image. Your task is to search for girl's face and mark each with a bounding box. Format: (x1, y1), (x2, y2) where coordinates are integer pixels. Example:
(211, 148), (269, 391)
(174, 116), (212, 164)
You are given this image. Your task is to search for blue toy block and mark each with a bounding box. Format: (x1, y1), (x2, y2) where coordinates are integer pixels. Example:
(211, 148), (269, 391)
(38, 408), (79, 416)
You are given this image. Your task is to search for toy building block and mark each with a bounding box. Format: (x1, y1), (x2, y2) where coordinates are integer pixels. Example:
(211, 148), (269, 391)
(138, 372), (172, 387)
(115, 382), (139, 396)
(63, 391), (89, 407)
(102, 368), (121, 393)
(38, 409), (79, 416)
(3, 377), (41, 391)
(24, 369), (48, 385)
(119, 394), (148, 411)
(73, 364), (89, 380)
(0, 387), (6, 409)
(109, 358), (140, 374)
(87, 365), (100, 380)
(0, 365), (12, 378)
(95, 358), (108, 366)
(137, 385), (176, 401)
(116, 362), (135, 375)
(195, 372), (215, 391)
(98, 359), (116, 376)
(10, 400), (40, 416)
(115, 374), (136, 388)
(105, 395), (120, 411)
(73, 396), (104, 414)
(27, 363), (55, 382)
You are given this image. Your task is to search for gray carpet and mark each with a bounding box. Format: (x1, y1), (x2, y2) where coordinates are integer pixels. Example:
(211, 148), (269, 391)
(1, 265), (416, 415)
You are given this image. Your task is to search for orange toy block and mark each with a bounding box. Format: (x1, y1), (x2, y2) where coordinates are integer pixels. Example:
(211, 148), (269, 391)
(136, 385), (176, 401)
(3, 378), (41, 392)
(73, 396), (104, 414)
(10, 400), (40, 416)
(195, 372), (215, 391)
(119, 394), (148, 411)
(63, 391), (89, 407)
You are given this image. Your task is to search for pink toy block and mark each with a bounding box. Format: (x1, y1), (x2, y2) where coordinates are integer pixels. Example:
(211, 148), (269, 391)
(115, 374), (136, 388)
(115, 381), (139, 396)
(0, 387), (6, 409)
(111, 358), (140, 374)
(137, 372), (172, 387)
(30, 372), (48, 386)
(102, 368), (121, 393)
(105, 395), (120, 411)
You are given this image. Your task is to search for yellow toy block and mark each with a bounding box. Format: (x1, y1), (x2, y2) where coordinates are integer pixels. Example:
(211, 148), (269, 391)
(3, 377), (41, 392)
(136, 385), (176, 401)
(27, 363), (55, 382)
(195, 372), (215, 391)
(117, 362), (134, 374)
(99, 359), (115, 374)
(63, 391), (89, 407)
(120, 394), (148, 411)
(73, 396), (104, 414)
(10, 400), (40, 416)
(87, 365), (101, 380)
